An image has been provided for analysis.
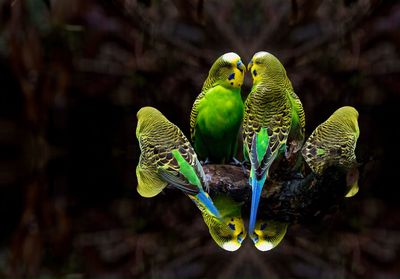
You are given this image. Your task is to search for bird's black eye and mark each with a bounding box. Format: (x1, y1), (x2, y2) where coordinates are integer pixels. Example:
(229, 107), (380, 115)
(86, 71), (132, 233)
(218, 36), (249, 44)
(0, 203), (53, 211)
(260, 223), (267, 230)
(228, 223), (236, 230)
(253, 69), (257, 76)
(228, 73), (235, 80)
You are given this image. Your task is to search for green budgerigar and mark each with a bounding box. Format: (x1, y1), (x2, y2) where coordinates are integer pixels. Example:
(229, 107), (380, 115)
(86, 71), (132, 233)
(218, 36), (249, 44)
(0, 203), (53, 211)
(301, 106), (360, 197)
(190, 52), (246, 163)
(199, 195), (247, 251)
(252, 220), (288, 251)
(243, 51), (305, 239)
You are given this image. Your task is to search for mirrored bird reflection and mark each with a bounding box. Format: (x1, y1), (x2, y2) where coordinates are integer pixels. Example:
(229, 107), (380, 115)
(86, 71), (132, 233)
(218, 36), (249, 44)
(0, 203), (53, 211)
(250, 219), (288, 251)
(198, 194), (247, 252)
(301, 106), (360, 198)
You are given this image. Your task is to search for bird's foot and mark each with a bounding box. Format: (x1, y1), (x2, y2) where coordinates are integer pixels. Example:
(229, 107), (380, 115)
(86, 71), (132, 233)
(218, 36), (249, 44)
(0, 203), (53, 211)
(284, 146), (292, 160)
(285, 141), (301, 160)
(229, 157), (242, 166)
(229, 158), (249, 177)
(205, 174), (213, 184)
(200, 158), (212, 165)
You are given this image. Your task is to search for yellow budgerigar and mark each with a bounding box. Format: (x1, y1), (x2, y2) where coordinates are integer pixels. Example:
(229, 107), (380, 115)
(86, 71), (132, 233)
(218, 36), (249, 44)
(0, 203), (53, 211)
(243, 51), (305, 239)
(302, 106), (360, 197)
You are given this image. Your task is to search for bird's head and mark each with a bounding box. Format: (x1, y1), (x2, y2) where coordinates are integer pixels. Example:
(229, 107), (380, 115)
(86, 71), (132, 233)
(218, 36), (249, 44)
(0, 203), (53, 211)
(247, 51), (287, 85)
(208, 216), (247, 252)
(334, 106), (360, 136)
(136, 106), (164, 138)
(202, 195), (247, 251)
(208, 52), (246, 89)
(250, 220), (288, 251)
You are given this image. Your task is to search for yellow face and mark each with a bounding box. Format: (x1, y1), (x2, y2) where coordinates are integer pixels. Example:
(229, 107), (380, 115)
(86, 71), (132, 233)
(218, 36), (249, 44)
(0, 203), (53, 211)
(224, 217), (247, 251)
(247, 51), (286, 85)
(199, 194), (247, 251)
(210, 216), (247, 252)
(247, 58), (263, 85)
(219, 52), (246, 88)
(251, 220), (288, 251)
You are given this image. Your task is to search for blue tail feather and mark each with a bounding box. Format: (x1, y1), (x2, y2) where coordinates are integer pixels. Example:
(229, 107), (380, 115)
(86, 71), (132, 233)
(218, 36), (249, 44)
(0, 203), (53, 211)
(196, 191), (221, 219)
(249, 175), (267, 234)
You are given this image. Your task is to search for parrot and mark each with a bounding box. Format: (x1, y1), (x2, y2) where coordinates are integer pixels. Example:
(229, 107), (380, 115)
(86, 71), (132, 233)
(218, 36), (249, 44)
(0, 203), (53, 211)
(251, 219), (288, 251)
(199, 194), (247, 251)
(136, 106), (221, 218)
(243, 51), (305, 235)
(136, 106), (247, 251)
(301, 106), (360, 197)
(190, 52), (246, 164)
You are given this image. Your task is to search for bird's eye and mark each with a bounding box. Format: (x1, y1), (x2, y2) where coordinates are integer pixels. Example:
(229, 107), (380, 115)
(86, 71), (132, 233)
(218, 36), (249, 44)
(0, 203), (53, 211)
(253, 69), (257, 76)
(228, 223), (236, 230)
(228, 73), (235, 80)
(260, 223), (267, 230)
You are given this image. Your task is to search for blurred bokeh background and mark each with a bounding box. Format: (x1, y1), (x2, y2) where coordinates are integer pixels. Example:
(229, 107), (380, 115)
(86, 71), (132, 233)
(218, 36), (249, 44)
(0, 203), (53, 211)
(0, 0), (399, 277)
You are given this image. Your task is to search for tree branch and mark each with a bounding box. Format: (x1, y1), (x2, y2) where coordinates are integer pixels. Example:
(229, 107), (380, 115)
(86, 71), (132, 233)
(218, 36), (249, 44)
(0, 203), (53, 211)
(204, 163), (349, 223)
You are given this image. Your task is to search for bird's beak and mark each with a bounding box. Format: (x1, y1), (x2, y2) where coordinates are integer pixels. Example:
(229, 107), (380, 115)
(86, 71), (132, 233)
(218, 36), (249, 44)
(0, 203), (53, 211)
(237, 60), (246, 73)
(247, 60), (253, 71)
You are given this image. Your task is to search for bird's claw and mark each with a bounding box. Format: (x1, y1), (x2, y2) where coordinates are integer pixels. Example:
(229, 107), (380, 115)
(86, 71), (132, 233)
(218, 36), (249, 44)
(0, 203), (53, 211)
(230, 157), (243, 166)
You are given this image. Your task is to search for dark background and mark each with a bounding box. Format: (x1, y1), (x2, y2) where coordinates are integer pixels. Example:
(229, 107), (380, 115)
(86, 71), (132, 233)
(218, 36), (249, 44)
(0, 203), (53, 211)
(0, 0), (399, 277)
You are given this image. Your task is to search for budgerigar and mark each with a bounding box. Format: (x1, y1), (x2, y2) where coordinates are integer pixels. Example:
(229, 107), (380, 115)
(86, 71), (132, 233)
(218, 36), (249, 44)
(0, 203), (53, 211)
(252, 220), (288, 251)
(190, 52), (246, 164)
(243, 51), (305, 236)
(301, 106), (360, 197)
(199, 195), (246, 251)
(136, 106), (221, 218)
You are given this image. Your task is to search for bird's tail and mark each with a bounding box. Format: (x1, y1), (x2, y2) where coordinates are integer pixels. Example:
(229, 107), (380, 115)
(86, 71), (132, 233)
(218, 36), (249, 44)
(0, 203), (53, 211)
(249, 175), (266, 234)
(192, 191), (221, 219)
(345, 166), (359, 198)
(248, 128), (271, 234)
